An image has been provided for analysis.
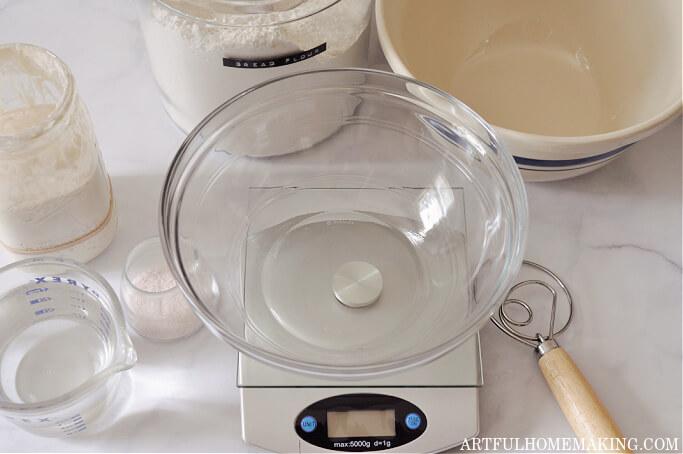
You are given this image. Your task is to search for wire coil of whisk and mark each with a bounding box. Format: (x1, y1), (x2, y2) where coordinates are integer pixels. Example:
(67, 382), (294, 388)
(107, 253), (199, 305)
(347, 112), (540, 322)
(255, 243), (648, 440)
(491, 260), (573, 347)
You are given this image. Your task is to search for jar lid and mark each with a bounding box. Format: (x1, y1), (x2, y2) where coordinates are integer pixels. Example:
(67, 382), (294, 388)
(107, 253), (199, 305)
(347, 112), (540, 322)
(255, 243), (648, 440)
(155, 0), (341, 26)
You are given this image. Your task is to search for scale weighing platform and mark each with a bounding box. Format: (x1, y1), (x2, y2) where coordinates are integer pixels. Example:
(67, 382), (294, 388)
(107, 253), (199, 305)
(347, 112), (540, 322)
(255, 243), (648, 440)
(235, 185), (481, 452)
(238, 335), (482, 453)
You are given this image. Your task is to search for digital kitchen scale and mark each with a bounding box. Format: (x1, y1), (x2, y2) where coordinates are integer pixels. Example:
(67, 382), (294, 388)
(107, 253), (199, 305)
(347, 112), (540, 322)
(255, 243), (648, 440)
(159, 69), (527, 454)
(238, 335), (482, 453)
(237, 186), (482, 452)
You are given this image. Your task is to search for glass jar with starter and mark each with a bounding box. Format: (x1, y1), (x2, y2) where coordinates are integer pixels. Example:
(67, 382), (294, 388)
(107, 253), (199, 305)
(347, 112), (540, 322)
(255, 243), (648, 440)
(135, 0), (373, 132)
(0, 43), (117, 262)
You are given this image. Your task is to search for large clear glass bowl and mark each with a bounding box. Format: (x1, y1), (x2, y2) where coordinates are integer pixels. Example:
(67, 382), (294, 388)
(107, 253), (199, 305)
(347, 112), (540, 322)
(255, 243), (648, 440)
(160, 68), (527, 379)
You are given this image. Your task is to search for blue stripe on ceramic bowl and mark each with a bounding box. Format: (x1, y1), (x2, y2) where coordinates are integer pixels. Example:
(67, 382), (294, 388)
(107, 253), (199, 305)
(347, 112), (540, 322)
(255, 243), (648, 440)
(514, 143), (634, 172)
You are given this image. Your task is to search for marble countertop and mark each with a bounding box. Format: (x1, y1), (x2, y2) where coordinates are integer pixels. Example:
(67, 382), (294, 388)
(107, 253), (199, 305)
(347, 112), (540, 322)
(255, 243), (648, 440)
(0, 0), (681, 452)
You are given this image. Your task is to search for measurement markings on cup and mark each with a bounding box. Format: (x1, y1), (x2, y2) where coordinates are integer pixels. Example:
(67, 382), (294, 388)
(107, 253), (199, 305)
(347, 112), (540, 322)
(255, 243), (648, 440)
(29, 297), (51, 305)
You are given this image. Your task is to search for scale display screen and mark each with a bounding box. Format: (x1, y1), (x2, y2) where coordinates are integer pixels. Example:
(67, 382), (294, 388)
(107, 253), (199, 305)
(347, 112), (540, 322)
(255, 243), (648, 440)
(295, 394), (427, 451)
(327, 410), (396, 438)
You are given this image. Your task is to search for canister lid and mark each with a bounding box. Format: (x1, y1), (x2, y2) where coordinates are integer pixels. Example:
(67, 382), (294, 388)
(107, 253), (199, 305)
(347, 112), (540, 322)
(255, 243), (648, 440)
(155, 0), (341, 26)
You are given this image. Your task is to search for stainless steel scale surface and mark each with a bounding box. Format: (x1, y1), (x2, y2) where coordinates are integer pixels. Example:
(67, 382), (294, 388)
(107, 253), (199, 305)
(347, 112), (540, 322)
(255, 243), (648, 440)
(238, 335), (482, 453)
(238, 185), (481, 452)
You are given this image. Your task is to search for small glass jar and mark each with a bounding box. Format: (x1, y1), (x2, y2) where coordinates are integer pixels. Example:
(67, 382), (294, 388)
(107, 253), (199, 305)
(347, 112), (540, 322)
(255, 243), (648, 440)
(0, 44), (117, 262)
(136, 0), (373, 132)
(121, 237), (203, 342)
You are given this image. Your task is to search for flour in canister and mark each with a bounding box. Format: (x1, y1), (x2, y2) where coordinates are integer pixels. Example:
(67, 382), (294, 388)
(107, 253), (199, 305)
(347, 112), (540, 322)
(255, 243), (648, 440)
(0, 44), (116, 260)
(126, 266), (203, 341)
(138, 0), (372, 131)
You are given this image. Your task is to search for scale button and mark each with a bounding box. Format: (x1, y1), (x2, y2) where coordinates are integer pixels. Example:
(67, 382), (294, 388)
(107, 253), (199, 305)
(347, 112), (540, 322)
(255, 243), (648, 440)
(405, 413), (421, 430)
(300, 416), (317, 433)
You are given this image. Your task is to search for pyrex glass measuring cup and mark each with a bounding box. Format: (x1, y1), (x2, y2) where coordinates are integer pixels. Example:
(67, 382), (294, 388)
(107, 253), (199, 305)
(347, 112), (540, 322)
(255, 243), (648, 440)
(0, 257), (136, 437)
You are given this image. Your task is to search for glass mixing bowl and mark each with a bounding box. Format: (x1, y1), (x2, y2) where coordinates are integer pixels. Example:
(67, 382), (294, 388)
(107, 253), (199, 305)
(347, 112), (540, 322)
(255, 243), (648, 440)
(160, 68), (527, 378)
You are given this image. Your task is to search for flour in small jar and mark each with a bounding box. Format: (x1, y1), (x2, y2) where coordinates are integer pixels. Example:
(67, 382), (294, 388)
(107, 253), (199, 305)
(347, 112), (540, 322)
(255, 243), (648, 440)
(126, 266), (203, 341)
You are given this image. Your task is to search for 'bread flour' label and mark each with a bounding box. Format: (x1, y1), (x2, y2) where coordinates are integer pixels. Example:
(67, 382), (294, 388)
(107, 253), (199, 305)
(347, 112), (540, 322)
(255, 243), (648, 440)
(223, 43), (327, 68)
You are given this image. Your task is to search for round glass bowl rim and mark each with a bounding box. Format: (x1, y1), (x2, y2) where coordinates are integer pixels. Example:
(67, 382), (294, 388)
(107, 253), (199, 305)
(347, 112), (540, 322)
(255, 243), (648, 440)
(153, 0), (343, 28)
(160, 67), (528, 379)
(0, 256), (135, 413)
(0, 43), (75, 148)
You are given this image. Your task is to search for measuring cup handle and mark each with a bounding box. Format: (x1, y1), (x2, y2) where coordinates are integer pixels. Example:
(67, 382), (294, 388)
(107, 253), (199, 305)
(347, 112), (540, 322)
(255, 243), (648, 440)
(538, 346), (631, 453)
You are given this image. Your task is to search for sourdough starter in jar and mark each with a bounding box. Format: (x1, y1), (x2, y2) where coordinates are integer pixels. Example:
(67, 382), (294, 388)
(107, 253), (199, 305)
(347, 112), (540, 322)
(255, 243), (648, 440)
(0, 44), (117, 262)
(136, 0), (372, 132)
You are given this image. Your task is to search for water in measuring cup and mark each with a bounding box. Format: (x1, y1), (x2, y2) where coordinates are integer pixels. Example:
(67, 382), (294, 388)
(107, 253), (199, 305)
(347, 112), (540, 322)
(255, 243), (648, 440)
(0, 281), (113, 405)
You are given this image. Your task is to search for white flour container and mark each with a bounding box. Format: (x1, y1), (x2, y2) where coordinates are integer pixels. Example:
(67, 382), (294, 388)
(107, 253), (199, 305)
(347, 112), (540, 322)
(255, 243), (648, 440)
(136, 0), (373, 132)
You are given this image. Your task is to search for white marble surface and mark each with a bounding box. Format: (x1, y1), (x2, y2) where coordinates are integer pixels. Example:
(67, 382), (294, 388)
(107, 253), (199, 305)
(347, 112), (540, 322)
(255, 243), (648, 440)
(0, 0), (681, 452)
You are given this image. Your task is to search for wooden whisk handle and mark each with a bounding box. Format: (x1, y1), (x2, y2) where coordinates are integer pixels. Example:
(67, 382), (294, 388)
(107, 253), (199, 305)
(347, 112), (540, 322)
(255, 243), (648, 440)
(538, 343), (631, 453)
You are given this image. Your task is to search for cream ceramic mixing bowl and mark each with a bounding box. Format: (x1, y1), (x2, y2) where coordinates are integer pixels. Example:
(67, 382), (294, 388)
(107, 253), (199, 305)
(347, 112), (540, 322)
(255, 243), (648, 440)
(376, 0), (682, 181)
